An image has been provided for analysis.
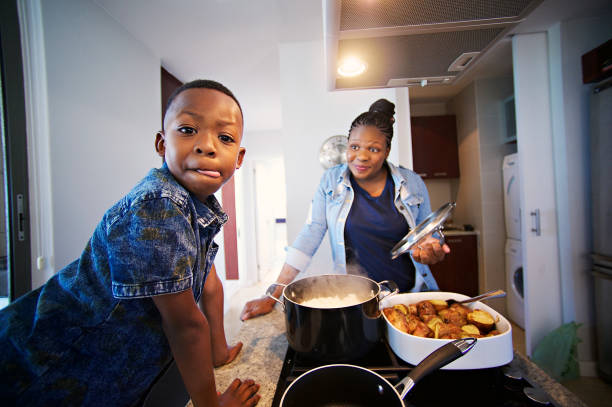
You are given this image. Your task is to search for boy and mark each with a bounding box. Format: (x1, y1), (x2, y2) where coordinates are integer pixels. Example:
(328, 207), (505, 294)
(0, 80), (260, 407)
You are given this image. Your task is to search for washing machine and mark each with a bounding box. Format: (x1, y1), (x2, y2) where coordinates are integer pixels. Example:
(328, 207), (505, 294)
(503, 153), (521, 240)
(505, 238), (525, 329)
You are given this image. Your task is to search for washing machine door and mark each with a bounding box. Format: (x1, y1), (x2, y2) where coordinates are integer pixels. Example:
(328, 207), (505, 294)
(505, 239), (525, 329)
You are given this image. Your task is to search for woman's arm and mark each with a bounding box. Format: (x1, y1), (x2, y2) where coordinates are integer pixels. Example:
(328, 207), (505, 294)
(153, 290), (219, 406)
(239, 262), (299, 320)
(240, 171), (337, 320)
(199, 265), (242, 367)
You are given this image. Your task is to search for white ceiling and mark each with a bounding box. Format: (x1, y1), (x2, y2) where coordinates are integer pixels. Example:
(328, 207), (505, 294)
(94, 0), (611, 132)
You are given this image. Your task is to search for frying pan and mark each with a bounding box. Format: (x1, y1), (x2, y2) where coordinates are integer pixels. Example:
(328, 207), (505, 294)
(280, 338), (476, 407)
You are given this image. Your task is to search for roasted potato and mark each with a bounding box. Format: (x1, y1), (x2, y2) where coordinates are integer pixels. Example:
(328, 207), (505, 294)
(393, 304), (409, 315)
(426, 316), (444, 332)
(460, 324), (481, 336)
(467, 309), (495, 333)
(428, 299), (448, 312)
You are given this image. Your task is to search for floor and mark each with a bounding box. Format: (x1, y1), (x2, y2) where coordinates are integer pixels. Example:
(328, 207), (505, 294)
(511, 323), (612, 407)
(224, 280), (612, 407)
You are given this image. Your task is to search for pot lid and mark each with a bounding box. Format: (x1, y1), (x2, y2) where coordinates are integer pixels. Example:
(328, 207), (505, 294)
(390, 202), (456, 259)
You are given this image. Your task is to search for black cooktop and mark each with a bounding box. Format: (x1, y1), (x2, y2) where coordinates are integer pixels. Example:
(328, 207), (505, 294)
(271, 340), (558, 407)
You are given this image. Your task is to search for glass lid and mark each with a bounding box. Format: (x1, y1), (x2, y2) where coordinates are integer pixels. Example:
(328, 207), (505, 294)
(390, 202), (456, 260)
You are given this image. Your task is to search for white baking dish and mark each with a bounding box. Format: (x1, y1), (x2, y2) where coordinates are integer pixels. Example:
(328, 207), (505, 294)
(380, 292), (513, 370)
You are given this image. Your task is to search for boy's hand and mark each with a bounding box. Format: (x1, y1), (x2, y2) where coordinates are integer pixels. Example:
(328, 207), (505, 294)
(214, 342), (243, 367)
(219, 378), (260, 407)
(240, 297), (276, 321)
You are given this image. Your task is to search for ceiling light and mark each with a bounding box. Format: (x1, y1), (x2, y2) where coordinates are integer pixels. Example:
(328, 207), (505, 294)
(337, 57), (367, 77)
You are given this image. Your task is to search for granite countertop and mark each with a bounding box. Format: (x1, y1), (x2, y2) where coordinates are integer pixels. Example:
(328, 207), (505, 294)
(187, 307), (586, 407)
(213, 308), (287, 406)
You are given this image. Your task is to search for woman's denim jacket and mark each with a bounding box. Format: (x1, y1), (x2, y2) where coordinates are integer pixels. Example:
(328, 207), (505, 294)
(286, 161), (439, 291)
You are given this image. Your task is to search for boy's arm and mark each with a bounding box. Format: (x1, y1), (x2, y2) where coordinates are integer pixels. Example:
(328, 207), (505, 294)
(153, 290), (218, 407)
(199, 264), (242, 366)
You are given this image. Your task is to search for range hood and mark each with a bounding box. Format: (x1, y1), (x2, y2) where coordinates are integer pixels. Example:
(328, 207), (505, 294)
(323, 0), (544, 91)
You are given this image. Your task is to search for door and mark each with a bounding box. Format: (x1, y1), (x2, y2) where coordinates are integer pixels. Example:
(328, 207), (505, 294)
(512, 32), (562, 355)
(0, 0), (32, 307)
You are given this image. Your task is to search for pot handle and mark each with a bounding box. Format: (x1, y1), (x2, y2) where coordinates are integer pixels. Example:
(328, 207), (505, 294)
(377, 280), (399, 301)
(265, 283), (287, 312)
(395, 337), (477, 399)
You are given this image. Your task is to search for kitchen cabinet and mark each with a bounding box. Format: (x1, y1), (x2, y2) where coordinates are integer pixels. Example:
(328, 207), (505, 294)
(411, 115), (460, 179)
(429, 233), (478, 296)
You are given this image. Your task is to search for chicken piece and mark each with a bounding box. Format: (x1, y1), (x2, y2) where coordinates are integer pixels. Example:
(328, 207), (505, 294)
(421, 314), (438, 323)
(440, 309), (467, 327)
(405, 314), (421, 335)
(412, 320), (433, 338)
(449, 303), (471, 318)
(416, 300), (436, 318)
(408, 303), (418, 315)
(437, 323), (462, 339)
(383, 308), (410, 333)
(486, 329), (501, 337)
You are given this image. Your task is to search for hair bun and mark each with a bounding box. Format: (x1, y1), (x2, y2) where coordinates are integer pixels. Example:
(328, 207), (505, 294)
(368, 98), (395, 117)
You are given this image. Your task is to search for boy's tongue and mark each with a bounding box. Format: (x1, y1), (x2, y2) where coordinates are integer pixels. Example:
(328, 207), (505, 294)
(197, 169), (221, 178)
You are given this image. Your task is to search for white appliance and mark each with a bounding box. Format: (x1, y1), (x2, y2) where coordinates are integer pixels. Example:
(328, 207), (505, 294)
(502, 153), (525, 328)
(505, 239), (525, 329)
(502, 154), (521, 240)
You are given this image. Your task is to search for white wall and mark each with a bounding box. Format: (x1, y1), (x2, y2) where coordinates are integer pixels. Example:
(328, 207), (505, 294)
(33, 0), (160, 279)
(279, 40), (397, 276)
(473, 77), (516, 313)
(548, 13), (612, 371)
(231, 129), (285, 293)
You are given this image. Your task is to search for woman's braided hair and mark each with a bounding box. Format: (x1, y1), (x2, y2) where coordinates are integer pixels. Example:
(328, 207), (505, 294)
(348, 111), (394, 148)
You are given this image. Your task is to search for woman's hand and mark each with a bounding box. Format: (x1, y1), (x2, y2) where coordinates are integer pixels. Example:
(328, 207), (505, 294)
(239, 297), (276, 321)
(411, 236), (450, 265)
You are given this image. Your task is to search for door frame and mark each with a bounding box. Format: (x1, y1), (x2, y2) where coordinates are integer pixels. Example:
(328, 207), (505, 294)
(0, 0), (32, 300)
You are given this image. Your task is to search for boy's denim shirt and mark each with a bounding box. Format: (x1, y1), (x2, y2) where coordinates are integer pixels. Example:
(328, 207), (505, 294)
(287, 161), (439, 291)
(0, 163), (227, 405)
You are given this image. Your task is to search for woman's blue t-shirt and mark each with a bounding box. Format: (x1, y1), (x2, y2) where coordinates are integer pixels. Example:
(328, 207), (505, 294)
(345, 171), (416, 291)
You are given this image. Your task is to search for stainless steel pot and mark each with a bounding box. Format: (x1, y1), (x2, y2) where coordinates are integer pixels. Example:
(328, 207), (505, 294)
(267, 274), (398, 362)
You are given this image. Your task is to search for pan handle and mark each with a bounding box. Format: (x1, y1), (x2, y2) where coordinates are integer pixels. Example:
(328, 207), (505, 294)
(395, 338), (477, 399)
(377, 280), (399, 301)
(265, 283), (287, 312)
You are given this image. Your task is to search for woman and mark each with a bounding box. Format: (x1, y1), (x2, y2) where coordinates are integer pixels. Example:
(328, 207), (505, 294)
(240, 108), (449, 320)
